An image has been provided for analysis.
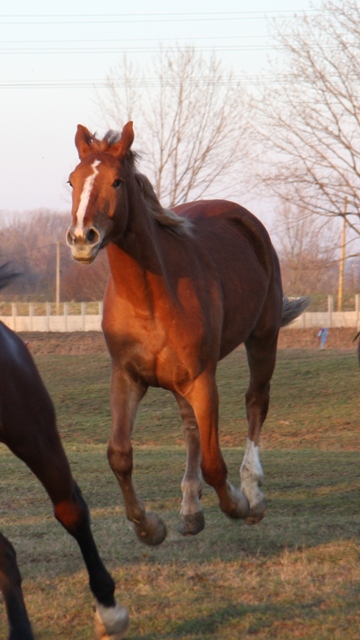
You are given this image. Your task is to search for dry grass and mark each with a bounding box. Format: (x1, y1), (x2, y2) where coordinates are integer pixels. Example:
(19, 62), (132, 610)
(0, 348), (360, 638)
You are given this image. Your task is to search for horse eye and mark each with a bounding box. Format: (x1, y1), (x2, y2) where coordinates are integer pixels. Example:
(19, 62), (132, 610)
(67, 180), (73, 188)
(112, 179), (122, 188)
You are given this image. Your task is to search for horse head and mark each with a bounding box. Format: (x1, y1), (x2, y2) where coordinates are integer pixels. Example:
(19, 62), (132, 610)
(66, 121), (134, 263)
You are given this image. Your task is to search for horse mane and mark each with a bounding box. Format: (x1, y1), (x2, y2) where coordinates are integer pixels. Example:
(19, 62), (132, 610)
(92, 130), (192, 236)
(134, 172), (192, 236)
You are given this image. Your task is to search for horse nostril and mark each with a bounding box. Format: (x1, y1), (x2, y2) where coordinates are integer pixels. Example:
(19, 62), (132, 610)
(86, 228), (97, 243)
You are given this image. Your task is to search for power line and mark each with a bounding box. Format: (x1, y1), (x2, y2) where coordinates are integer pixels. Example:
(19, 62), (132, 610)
(0, 44), (283, 54)
(0, 76), (293, 89)
(0, 10), (319, 20)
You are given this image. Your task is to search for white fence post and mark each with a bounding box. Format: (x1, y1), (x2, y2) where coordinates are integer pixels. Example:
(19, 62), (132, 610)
(327, 295), (334, 328)
(356, 294), (360, 329)
(12, 303), (17, 331)
(29, 302), (34, 331)
(64, 302), (69, 331)
(46, 303), (51, 331)
(81, 302), (86, 331)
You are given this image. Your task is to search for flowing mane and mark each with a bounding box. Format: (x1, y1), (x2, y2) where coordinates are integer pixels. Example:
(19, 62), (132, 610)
(90, 130), (192, 236)
(134, 171), (192, 235)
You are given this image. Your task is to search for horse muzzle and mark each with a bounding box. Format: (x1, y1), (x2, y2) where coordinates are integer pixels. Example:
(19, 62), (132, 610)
(66, 225), (102, 264)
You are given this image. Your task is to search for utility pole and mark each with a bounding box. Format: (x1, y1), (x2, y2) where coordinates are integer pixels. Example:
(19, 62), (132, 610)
(337, 199), (347, 312)
(56, 242), (60, 314)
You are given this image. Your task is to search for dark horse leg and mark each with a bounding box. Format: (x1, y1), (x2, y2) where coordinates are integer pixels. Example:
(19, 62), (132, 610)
(0, 533), (33, 640)
(0, 326), (128, 639)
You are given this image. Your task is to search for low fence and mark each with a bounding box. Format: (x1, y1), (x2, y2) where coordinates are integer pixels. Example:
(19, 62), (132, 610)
(0, 302), (103, 332)
(0, 296), (360, 332)
(289, 294), (360, 330)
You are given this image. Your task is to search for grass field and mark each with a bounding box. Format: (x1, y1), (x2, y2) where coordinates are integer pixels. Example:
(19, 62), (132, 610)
(0, 347), (359, 639)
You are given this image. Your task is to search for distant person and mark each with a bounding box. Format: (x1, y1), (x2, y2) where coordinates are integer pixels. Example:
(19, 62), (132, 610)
(317, 327), (328, 349)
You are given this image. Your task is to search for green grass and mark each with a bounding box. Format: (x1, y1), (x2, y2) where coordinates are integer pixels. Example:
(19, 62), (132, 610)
(0, 347), (359, 638)
(37, 347), (360, 450)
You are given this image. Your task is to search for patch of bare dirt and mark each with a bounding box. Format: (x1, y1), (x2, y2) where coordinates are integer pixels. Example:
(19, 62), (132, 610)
(18, 327), (359, 356)
(278, 327), (359, 351)
(19, 331), (108, 355)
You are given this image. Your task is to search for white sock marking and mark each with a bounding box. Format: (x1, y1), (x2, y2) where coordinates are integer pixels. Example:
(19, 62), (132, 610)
(75, 159), (100, 238)
(240, 438), (264, 508)
(95, 601), (129, 636)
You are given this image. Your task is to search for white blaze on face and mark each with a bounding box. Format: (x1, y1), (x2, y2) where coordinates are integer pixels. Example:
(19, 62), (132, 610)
(240, 438), (264, 508)
(74, 159), (101, 238)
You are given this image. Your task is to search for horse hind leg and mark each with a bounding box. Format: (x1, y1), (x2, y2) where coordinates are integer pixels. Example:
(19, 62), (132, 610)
(185, 371), (249, 522)
(0, 533), (34, 640)
(173, 393), (205, 536)
(241, 333), (278, 525)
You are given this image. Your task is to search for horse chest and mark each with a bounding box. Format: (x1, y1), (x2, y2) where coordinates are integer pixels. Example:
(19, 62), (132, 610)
(104, 313), (205, 391)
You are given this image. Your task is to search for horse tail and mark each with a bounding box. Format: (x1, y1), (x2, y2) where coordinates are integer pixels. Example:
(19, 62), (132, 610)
(352, 331), (360, 367)
(280, 295), (311, 328)
(0, 263), (20, 291)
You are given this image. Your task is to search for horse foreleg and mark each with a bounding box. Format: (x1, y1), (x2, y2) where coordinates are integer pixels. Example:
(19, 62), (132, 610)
(241, 335), (278, 524)
(186, 372), (249, 520)
(173, 393), (205, 536)
(107, 368), (166, 547)
(52, 483), (129, 640)
(0, 533), (34, 640)
(12, 439), (128, 640)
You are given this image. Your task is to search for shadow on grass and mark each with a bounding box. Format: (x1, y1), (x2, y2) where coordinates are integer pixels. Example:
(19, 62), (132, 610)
(130, 598), (330, 639)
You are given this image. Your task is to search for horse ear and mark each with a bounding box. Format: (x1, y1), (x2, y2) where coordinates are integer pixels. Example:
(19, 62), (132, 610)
(110, 121), (134, 159)
(75, 125), (94, 159)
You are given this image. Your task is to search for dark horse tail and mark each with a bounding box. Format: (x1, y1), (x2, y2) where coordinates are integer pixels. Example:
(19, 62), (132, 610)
(352, 331), (360, 367)
(281, 295), (310, 328)
(0, 263), (19, 291)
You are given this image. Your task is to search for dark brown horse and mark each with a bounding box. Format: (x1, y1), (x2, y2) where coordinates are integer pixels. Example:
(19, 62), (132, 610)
(0, 267), (128, 640)
(66, 121), (309, 549)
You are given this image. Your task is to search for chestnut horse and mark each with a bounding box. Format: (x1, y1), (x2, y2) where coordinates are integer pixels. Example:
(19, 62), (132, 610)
(0, 268), (128, 639)
(66, 121), (309, 548)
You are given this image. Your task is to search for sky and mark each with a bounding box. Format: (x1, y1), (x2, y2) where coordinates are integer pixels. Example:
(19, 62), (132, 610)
(0, 0), (316, 217)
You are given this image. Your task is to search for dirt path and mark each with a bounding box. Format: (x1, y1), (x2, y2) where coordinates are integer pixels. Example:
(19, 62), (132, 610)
(17, 327), (359, 355)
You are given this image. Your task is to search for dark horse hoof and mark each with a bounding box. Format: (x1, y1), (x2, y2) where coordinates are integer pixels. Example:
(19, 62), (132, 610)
(177, 511), (205, 536)
(244, 498), (267, 525)
(132, 511), (167, 546)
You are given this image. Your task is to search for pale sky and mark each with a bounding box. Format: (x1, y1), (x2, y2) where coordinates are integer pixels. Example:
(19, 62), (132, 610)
(1, 0), (316, 215)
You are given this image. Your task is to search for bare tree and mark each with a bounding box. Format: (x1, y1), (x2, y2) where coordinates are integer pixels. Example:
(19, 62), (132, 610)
(250, 0), (360, 245)
(272, 203), (339, 297)
(96, 46), (250, 206)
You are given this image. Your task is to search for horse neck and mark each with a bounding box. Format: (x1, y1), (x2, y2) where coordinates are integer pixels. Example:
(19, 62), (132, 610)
(105, 184), (168, 305)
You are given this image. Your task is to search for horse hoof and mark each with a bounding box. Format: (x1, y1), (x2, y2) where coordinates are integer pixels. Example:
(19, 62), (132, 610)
(94, 603), (129, 640)
(222, 491), (249, 520)
(244, 498), (267, 525)
(132, 511), (167, 546)
(177, 511), (205, 536)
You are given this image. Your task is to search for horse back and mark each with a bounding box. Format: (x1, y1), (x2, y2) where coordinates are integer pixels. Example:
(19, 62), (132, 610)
(173, 199), (278, 276)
